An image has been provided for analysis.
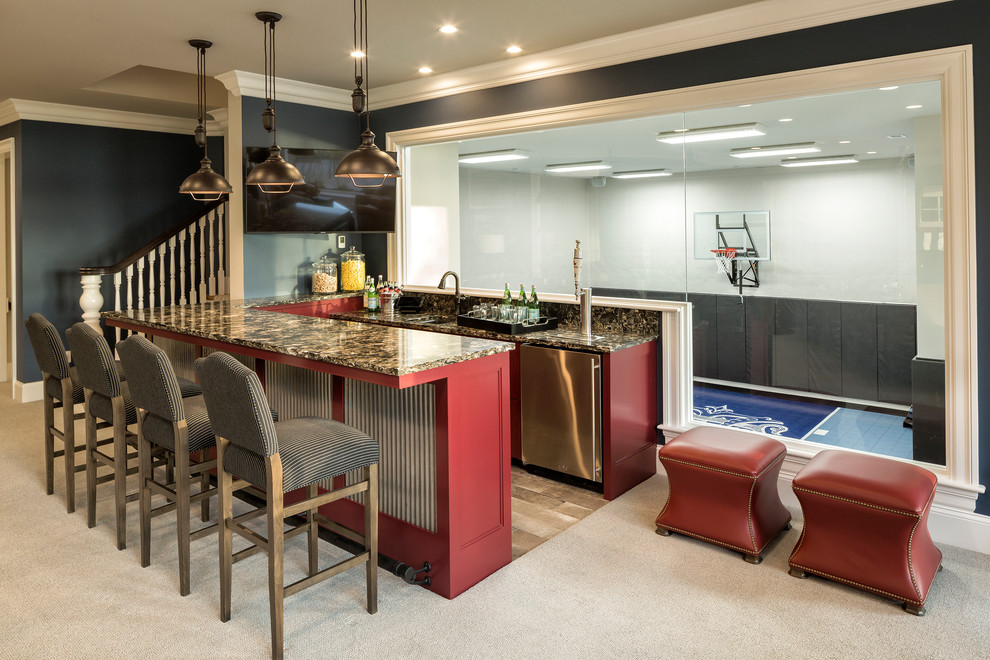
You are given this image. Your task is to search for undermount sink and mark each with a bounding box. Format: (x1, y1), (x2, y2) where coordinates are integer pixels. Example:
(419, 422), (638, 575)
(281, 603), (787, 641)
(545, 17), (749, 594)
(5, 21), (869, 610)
(401, 315), (447, 325)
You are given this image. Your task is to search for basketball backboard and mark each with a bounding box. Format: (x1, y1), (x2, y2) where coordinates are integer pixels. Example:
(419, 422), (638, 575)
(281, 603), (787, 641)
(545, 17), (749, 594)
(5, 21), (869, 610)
(694, 211), (771, 261)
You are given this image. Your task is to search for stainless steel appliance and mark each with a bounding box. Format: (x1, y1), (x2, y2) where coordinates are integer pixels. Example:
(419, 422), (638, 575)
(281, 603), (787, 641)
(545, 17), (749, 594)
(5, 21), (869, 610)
(520, 344), (602, 482)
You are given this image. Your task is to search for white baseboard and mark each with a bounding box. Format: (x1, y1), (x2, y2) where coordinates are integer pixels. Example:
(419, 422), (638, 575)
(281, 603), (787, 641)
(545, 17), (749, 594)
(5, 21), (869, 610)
(15, 379), (42, 403)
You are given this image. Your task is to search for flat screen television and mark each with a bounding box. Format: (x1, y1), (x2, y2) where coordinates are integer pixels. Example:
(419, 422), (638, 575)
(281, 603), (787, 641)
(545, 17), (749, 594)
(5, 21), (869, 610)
(244, 147), (396, 233)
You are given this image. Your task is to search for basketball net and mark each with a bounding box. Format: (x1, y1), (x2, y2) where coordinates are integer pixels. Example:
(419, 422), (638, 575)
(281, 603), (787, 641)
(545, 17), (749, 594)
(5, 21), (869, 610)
(712, 248), (737, 277)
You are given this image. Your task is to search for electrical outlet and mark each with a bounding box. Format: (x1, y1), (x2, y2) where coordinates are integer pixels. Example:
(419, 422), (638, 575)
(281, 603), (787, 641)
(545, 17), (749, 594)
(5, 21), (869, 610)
(337, 235), (347, 249)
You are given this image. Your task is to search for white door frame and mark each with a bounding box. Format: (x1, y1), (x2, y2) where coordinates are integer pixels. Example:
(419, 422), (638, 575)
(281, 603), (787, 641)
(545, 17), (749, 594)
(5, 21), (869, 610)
(0, 138), (16, 396)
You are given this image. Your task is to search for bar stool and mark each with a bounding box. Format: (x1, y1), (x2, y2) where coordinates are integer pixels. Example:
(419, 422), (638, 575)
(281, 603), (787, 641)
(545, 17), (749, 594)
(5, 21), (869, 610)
(195, 352), (380, 660)
(24, 313), (105, 513)
(65, 323), (201, 550)
(116, 334), (219, 596)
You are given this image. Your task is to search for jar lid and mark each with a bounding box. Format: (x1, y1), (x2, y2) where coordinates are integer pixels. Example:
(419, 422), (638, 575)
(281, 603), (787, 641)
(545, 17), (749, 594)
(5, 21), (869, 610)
(312, 255), (337, 267)
(341, 246), (364, 260)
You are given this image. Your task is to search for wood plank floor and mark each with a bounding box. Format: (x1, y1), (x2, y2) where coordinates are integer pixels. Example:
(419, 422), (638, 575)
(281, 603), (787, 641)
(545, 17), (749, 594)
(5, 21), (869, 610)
(510, 465), (607, 560)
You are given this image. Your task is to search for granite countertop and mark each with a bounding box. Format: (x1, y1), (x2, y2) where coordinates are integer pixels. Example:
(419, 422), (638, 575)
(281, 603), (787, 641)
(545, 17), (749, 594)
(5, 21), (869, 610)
(102, 300), (514, 377)
(322, 309), (657, 353)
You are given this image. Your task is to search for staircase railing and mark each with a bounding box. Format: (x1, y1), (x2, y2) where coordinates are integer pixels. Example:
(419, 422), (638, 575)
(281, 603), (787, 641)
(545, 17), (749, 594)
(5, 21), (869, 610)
(78, 199), (228, 339)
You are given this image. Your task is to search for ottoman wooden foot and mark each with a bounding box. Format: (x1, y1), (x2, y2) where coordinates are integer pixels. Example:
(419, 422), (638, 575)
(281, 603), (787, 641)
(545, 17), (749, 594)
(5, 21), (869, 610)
(743, 553), (762, 565)
(788, 566), (808, 579)
(655, 526), (672, 536)
(904, 602), (926, 616)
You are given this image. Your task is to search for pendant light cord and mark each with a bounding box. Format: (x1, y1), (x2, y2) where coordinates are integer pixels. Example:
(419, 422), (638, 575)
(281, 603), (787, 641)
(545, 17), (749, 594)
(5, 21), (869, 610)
(264, 17), (278, 140)
(197, 44), (208, 159)
(352, 0), (371, 133)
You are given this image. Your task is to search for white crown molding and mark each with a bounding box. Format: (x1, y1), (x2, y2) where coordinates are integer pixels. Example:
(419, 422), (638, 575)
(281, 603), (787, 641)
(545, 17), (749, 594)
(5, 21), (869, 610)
(215, 70), (352, 112)
(372, 0), (950, 108)
(0, 99), (220, 135)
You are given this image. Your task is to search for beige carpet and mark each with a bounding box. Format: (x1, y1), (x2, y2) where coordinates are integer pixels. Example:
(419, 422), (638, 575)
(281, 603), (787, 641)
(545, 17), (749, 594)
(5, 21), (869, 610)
(2, 386), (989, 659)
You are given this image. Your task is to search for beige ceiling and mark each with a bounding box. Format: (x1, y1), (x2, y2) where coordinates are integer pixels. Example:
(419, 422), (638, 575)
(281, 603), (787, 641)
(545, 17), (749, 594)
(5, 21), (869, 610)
(0, 0), (764, 118)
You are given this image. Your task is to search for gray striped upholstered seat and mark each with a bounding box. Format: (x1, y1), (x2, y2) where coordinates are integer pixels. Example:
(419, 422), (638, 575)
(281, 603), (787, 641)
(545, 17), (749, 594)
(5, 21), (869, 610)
(195, 351), (380, 659)
(25, 313), (88, 512)
(65, 322), (202, 551)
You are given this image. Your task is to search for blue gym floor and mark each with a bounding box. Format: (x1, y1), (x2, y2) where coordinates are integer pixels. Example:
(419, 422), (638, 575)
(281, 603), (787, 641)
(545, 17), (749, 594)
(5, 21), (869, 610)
(692, 385), (913, 460)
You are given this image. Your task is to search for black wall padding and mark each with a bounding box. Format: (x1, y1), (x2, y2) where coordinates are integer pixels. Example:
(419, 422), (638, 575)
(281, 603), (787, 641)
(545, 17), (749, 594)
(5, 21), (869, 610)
(773, 298), (810, 391)
(877, 304), (917, 404)
(689, 294), (718, 379)
(841, 302), (879, 401)
(716, 295), (747, 382)
(806, 300), (843, 396)
(745, 297), (775, 386)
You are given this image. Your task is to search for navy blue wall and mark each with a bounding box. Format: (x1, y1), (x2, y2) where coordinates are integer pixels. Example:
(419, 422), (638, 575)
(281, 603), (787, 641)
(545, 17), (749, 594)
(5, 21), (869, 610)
(372, 0), (990, 513)
(240, 97), (389, 297)
(16, 121), (217, 382)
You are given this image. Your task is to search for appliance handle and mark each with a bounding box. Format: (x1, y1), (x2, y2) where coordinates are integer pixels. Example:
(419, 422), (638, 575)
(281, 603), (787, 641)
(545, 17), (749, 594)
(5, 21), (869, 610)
(592, 360), (602, 478)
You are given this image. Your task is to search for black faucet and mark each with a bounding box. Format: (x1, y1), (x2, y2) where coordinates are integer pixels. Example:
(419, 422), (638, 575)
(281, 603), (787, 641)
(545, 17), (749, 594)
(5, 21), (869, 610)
(438, 270), (467, 317)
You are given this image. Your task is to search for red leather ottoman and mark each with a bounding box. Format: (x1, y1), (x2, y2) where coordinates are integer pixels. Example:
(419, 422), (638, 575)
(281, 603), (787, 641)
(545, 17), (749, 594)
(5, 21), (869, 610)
(788, 450), (942, 615)
(655, 427), (791, 563)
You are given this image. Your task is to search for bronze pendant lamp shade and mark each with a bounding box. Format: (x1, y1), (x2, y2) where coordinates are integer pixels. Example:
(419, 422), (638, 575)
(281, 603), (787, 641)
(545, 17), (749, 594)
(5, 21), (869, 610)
(335, 0), (400, 188)
(179, 40), (233, 202)
(245, 12), (305, 194)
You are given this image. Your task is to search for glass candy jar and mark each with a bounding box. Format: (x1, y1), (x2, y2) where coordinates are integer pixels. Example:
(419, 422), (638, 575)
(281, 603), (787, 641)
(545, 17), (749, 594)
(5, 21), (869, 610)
(340, 246), (366, 291)
(311, 256), (338, 294)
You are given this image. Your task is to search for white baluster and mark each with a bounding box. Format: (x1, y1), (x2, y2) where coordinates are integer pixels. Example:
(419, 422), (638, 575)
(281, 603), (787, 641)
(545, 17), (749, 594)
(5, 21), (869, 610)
(79, 274), (104, 330)
(178, 229), (187, 305)
(158, 244), (166, 306)
(198, 216), (207, 301)
(187, 223), (197, 305)
(208, 209), (217, 297)
(147, 249), (156, 309)
(169, 237), (177, 305)
(111, 272), (122, 344)
(125, 264), (134, 314)
(217, 204), (227, 297)
(136, 256), (145, 311)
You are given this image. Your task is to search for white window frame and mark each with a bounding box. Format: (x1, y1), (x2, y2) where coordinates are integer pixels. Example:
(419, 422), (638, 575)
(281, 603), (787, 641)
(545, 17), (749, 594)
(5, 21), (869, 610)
(386, 46), (981, 510)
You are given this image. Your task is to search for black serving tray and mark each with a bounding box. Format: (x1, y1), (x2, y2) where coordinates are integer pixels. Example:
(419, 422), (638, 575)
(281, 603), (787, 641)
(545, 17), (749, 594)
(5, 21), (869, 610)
(456, 314), (558, 335)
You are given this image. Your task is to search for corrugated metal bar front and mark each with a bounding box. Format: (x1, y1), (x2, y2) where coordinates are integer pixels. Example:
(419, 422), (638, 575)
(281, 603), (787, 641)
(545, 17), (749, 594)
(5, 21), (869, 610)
(263, 361), (334, 421)
(342, 380), (438, 533)
(152, 336), (198, 381)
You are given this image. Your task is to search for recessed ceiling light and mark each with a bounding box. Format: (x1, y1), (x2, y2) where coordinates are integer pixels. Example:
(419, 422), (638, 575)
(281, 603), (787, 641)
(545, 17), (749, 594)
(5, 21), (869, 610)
(439, 25), (457, 34)
(458, 149), (530, 164)
(779, 154), (859, 168)
(506, 45), (522, 54)
(879, 86), (899, 91)
(545, 161), (612, 173)
(906, 104), (923, 109)
(729, 142), (822, 158)
(887, 134), (907, 139)
(612, 169), (672, 179)
(350, 49), (365, 58)
(418, 66), (433, 74)
(657, 123), (766, 144)
(778, 118), (794, 122)
(867, 151), (878, 154)
(738, 104), (752, 108)
(838, 140), (851, 144)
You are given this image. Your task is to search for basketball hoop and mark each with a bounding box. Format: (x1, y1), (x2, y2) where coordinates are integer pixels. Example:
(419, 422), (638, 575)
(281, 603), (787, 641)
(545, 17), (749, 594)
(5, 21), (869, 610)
(712, 248), (737, 277)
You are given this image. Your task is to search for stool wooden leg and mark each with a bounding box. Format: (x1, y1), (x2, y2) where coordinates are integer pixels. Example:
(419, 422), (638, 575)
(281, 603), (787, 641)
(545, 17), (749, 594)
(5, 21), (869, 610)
(307, 484), (318, 577)
(61, 379), (76, 513)
(199, 449), (210, 522)
(266, 456), (285, 660)
(42, 380), (56, 496)
(175, 423), (191, 597)
(366, 463), (379, 615)
(84, 390), (97, 529)
(138, 411), (152, 569)
(217, 437), (233, 623)
(112, 396), (127, 550)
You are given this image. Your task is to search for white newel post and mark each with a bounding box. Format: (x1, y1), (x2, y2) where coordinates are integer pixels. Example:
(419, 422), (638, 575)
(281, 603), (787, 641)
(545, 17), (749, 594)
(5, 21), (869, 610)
(79, 274), (104, 329)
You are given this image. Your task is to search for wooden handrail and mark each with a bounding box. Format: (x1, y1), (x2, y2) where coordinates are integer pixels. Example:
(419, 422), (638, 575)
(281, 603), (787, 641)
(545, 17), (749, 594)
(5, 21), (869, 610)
(79, 199), (225, 276)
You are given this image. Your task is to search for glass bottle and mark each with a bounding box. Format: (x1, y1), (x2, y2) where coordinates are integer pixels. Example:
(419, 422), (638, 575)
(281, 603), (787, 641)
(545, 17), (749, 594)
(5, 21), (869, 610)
(529, 285), (540, 320)
(363, 275), (372, 309)
(501, 283), (512, 320)
(368, 278), (380, 311)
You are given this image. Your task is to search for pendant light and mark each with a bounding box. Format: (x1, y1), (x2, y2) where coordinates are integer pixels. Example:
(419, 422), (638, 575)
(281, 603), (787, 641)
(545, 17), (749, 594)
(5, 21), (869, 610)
(179, 40), (233, 201)
(334, 0), (400, 188)
(245, 11), (305, 194)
